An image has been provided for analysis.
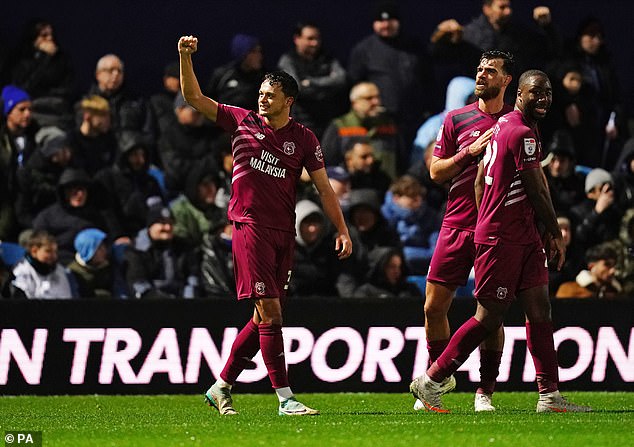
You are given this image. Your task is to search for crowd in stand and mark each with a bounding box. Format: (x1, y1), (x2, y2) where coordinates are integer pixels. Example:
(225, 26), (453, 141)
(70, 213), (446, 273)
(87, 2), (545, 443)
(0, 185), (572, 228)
(1, 0), (632, 300)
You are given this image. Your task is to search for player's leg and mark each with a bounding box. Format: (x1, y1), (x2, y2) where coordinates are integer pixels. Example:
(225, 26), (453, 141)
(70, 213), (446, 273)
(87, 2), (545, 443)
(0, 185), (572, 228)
(476, 325), (504, 412)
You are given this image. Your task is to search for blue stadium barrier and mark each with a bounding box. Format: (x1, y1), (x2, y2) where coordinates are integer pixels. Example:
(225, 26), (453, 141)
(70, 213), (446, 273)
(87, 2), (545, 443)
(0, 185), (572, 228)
(0, 241), (26, 267)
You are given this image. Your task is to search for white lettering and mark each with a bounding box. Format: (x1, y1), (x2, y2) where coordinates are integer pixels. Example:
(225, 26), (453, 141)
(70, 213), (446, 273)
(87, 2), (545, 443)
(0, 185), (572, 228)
(136, 328), (183, 384)
(0, 329), (47, 385)
(592, 327), (634, 382)
(63, 328), (106, 384)
(312, 327), (364, 382)
(261, 150), (279, 165)
(554, 327), (594, 382)
(284, 327), (315, 366)
(404, 327), (427, 379)
(362, 327), (404, 382)
(185, 327), (236, 383)
(99, 328), (142, 384)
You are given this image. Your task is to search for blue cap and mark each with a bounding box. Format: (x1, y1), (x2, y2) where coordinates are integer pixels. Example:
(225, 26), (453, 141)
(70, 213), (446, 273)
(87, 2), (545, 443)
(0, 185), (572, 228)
(2, 85), (30, 116)
(74, 228), (107, 263)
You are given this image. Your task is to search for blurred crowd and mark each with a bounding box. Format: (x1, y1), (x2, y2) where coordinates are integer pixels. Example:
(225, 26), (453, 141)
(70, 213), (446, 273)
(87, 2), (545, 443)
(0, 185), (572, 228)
(1, 1), (632, 300)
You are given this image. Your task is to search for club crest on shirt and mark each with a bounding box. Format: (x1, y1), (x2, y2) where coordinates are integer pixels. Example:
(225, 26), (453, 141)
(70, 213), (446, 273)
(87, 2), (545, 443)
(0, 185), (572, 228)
(496, 287), (508, 300)
(283, 141), (295, 155)
(315, 145), (323, 162)
(255, 132), (265, 140)
(255, 281), (266, 295)
(524, 138), (536, 156)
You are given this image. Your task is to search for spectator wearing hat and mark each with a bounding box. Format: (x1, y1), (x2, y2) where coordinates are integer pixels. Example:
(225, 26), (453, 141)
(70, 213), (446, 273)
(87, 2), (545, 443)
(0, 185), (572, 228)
(543, 130), (585, 215)
(321, 81), (403, 178)
(170, 159), (226, 248)
(124, 205), (200, 299)
(158, 91), (221, 199)
(569, 168), (622, 254)
(15, 132), (76, 230)
(67, 95), (117, 176)
(1, 85), (38, 240)
(95, 131), (165, 238)
(326, 165), (351, 213)
(32, 167), (125, 264)
(84, 54), (155, 151)
(277, 21), (347, 138)
(347, 0), (432, 148)
(149, 61), (181, 138)
(12, 230), (76, 299)
(205, 33), (265, 112)
(67, 228), (123, 298)
(344, 138), (392, 198)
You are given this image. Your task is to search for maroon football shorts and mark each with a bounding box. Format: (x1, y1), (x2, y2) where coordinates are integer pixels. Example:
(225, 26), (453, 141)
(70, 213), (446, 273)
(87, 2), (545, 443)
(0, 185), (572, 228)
(474, 240), (548, 302)
(426, 226), (476, 287)
(232, 222), (295, 302)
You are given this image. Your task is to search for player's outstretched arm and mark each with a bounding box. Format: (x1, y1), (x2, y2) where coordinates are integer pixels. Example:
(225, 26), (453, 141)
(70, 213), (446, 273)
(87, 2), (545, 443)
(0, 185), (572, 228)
(309, 167), (352, 259)
(178, 35), (219, 122)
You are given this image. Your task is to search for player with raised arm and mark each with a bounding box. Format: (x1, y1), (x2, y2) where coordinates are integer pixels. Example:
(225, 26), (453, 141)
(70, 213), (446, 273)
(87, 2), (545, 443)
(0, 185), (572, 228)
(410, 50), (513, 412)
(178, 35), (352, 416)
(411, 69), (591, 413)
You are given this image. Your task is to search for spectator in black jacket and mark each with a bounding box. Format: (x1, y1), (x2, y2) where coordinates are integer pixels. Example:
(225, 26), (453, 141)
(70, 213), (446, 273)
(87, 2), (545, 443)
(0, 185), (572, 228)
(200, 220), (235, 298)
(353, 247), (422, 299)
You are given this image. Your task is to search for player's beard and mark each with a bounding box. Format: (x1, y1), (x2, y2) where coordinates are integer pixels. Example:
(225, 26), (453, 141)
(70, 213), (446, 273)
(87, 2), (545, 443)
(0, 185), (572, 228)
(475, 85), (501, 101)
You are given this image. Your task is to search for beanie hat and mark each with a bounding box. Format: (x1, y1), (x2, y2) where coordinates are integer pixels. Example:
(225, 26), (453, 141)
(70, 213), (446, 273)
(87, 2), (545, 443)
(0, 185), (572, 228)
(584, 168), (612, 193)
(373, 0), (400, 21)
(146, 204), (173, 227)
(41, 134), (70, 158)
(163, 61), (180, 78)
(74, 228), (107, 263)
(2, 85), (30, 116)
(230, 34), (259, 61)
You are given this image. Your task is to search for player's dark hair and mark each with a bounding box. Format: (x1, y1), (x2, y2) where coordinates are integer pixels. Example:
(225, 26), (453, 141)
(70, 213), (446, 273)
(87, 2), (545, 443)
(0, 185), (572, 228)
(480, 50), (515, 75)
(263, 71), (299, 99)
(518, 69), (549, 88)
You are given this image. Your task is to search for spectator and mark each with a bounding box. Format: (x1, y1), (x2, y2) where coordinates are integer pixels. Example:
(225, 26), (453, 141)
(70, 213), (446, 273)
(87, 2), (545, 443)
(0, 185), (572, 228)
(325, 166), (351, 213)
(556, 242), (622, 299)
(67, 95), (117, 176)
(277, 21), (347, 138)
(321, 81), (402, 178)
(411, 76), (476, 166)
(0, 256), (26, 299)
(406, 140), (448, 213)
(605, 209), (634, 296)
(159, 91), (220, 199)
(15, 133), (75, 230)
(548, 214), (585, 296)
(205, 33), (264, 111)
(289, 200), (343, 297)
(32, 168), (124, 264)
(12, 230), (76, 299)
(543, 130), (585, 215)
(344, 138), (392, 198)
(95, 131), (164, 238)
(353, 247), (422, 299)
(569, 168), (622, 254)
(348, 0), (432, 145)
(149, 61), (180, 137)
(10, 19), (74, 127)
(347, 188), (400, 254)
(1, 85), (37, 240)
(67, 228), (122, 299)
(200, 220), (235, 298)
(124, 205), (200, 299)
(85, 54), (154, 150)
(563, 17), (627, 170)
(381, 175), (440, 275)
(612, 137), (634, 211)
(170, 160), (225, 247)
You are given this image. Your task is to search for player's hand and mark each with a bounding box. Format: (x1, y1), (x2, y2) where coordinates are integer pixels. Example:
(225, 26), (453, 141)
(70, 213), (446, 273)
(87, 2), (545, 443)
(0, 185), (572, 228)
(469, 128), (494, 157)
(334, 233), (352, 260)
(533, 6), (551, 26)
(549, 235), (566, 271)
(178, 36), (198, 55)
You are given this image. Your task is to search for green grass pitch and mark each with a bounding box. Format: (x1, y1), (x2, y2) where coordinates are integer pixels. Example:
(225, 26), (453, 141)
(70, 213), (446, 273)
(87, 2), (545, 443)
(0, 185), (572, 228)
(1, 392), (632, 447)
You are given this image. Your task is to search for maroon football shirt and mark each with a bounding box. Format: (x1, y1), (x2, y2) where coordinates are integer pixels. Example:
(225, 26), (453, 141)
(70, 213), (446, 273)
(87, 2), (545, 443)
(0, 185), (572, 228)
(475, 110), (543, 246)
(434, 102), (512, 231)
(216, 104), (324, 232)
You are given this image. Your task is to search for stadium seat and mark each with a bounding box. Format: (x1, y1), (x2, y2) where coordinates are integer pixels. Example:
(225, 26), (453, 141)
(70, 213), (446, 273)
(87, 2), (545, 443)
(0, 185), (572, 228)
(0, 241), (26, 267)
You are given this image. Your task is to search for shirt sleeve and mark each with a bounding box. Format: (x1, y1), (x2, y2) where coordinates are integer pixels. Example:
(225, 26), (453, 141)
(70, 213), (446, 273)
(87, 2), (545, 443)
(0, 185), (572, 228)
(511, 127), (541, 171)
(303, 131), (326, 172)
(433, 113), (457, 158)
(216, 104), (250, 134)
